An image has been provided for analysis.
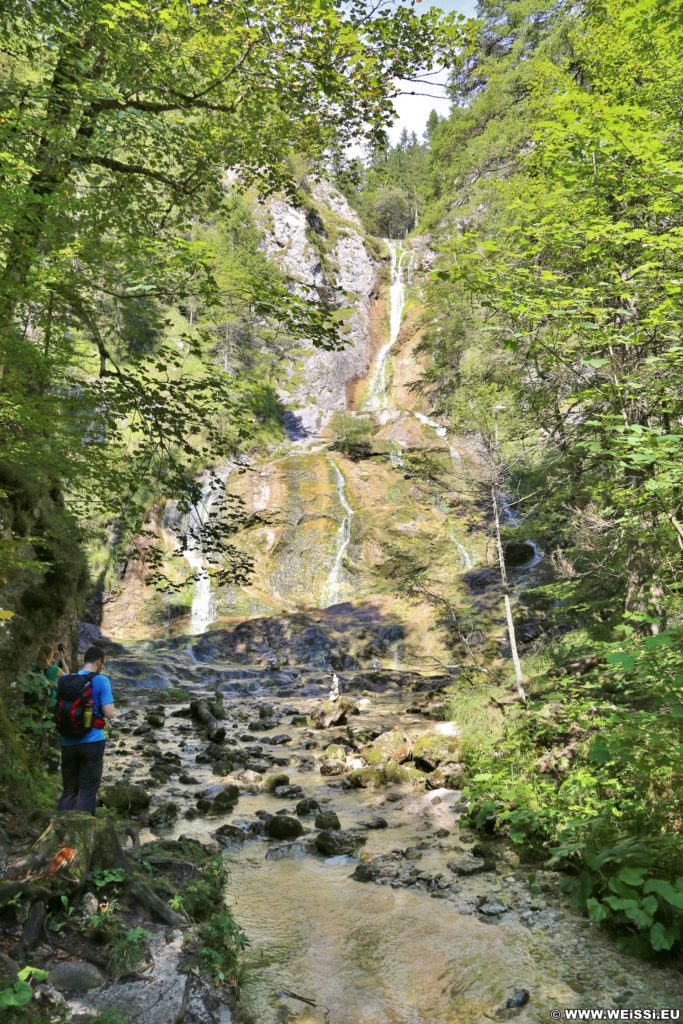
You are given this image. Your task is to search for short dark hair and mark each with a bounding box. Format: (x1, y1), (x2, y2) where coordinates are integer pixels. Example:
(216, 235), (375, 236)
(83, 644), (105, 664)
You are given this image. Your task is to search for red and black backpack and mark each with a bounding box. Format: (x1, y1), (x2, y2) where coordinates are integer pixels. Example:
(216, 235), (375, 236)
(54, 672), (105, 739)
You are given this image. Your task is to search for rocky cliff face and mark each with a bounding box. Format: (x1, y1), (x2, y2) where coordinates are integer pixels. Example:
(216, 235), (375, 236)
(100, 182), (489, 663)
(259, 180), (380, 436)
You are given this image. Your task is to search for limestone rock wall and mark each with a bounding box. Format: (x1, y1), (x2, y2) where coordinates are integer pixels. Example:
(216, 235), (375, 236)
(259, 180), (381, 436)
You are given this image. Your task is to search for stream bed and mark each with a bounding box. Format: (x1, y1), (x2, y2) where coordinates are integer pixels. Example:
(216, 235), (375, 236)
(97, 622), (683, 1024)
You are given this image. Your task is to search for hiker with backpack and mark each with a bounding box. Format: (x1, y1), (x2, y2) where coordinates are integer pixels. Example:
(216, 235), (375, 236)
(55, 644), (115, 816)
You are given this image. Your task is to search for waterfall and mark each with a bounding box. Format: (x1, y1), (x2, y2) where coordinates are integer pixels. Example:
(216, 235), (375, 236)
(363, 240), (414, 411)
(321, 459), (353, 608)
(185, 472), (228, 634)
(450, 531), (474, 570)
(499, 493), (542, 570)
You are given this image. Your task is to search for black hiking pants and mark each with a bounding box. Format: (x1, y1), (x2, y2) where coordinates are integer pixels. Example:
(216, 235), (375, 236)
(58, 740), (105, 816)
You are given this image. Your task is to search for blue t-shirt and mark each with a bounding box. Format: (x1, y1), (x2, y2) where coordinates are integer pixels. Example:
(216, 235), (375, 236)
(60, 671), (114, 746)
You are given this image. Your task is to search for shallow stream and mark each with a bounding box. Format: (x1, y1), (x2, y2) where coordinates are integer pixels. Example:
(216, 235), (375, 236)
(105, 631), (682, 1024)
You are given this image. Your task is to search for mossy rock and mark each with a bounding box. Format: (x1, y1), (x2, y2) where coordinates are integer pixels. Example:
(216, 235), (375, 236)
(100, 783), (151, 814)
(412, 733), (460, 771)
(361, 746), (384, 766)
(315, 810), (341, 830)
(265, 772), (290, 793)
(347, 764), (412, 789)
(321, 743), (347, 762)
(362, 729), (413, 766)
(265, 815), (304, 840)
(154, 688), (191, 703)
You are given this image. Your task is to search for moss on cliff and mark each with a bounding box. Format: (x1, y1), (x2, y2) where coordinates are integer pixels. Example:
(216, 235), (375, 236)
(0, 462), (88, 807)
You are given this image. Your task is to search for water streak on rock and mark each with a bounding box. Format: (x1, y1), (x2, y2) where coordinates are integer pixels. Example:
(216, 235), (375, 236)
(185, 471), (229, 634)
(321, 459), (353, 608)
(364, 241), (414, 411)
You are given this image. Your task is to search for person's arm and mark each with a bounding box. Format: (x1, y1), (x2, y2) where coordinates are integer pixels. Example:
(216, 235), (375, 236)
(98, 675), (115, 724)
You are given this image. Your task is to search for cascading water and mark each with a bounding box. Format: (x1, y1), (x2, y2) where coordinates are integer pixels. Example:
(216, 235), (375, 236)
(185, 472), (228, 634)
(500, 493), (543, 571)
(363, 240), (414, 412)
(321, 458), (353, 608)
(449, 530), (474, 570)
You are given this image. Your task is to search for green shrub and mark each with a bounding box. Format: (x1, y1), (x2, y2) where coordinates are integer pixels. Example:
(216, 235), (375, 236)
(194, 910), (249, 992)
(330, 413), (376, 461)
(462, 627), (683, 956)
(107, 927), (149, 979)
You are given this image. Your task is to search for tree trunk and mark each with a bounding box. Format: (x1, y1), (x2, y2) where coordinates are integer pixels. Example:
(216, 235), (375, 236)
(492, 485), (527, 703)
(0, 43), (87, 349)
(190, 699), (226, 742)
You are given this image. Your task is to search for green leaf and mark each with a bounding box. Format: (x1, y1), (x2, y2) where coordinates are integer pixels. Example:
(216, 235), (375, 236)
(624, 906), (653, 929)
(605, 652), (635, 671)
(605, 896), (639, 911)
(17, 967), (48, 983)
(616, 867), (647, 887)
(650, 922), (676, 951)
(642, 880), (683, 909)
(0, 981), (33, 1008)
(586, 897), (609, 923)
(644, 633), (672, 649)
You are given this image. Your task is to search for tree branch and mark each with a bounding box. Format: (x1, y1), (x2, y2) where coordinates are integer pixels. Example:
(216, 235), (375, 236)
(89, 92), (244, 117)
(75, 155), (191, 191)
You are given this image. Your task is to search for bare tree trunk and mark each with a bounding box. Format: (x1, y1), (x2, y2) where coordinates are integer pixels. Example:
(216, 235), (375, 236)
(492, 485), (527, 703)
(190, 699), (226, 742)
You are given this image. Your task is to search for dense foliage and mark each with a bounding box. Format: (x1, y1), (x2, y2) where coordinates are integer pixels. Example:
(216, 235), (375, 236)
(0, 0), (461, 595)
(339, 0), (683, 956)
(411, 0), (683, 956)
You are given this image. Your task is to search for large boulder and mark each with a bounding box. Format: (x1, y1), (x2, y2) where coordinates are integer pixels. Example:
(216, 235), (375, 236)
(362, 729), (413, 766)
(447, 855), (488, 876)
(411, 732), (460, 773)
(296, 797), (320, 816)
(214, 823), (247, 846)
(100, 783), (150, 814)
(346, 764), (412, 789)
(315, 830), (366, 857)
(265, 815), (305, 840)
(196, 784), (240, 814)
(149, 801), (179, 827)
(312, 698), (355, 729)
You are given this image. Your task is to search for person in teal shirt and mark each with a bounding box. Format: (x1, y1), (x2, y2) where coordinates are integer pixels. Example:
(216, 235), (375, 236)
(33, 642), (64, 711)
(57, 645), (115, 815)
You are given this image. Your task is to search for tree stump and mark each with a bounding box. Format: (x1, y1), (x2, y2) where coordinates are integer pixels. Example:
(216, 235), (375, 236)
(1, 813), (186, 926)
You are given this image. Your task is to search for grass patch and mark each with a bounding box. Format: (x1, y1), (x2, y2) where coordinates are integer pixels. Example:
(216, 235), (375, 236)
(445, 686), (504, 765)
